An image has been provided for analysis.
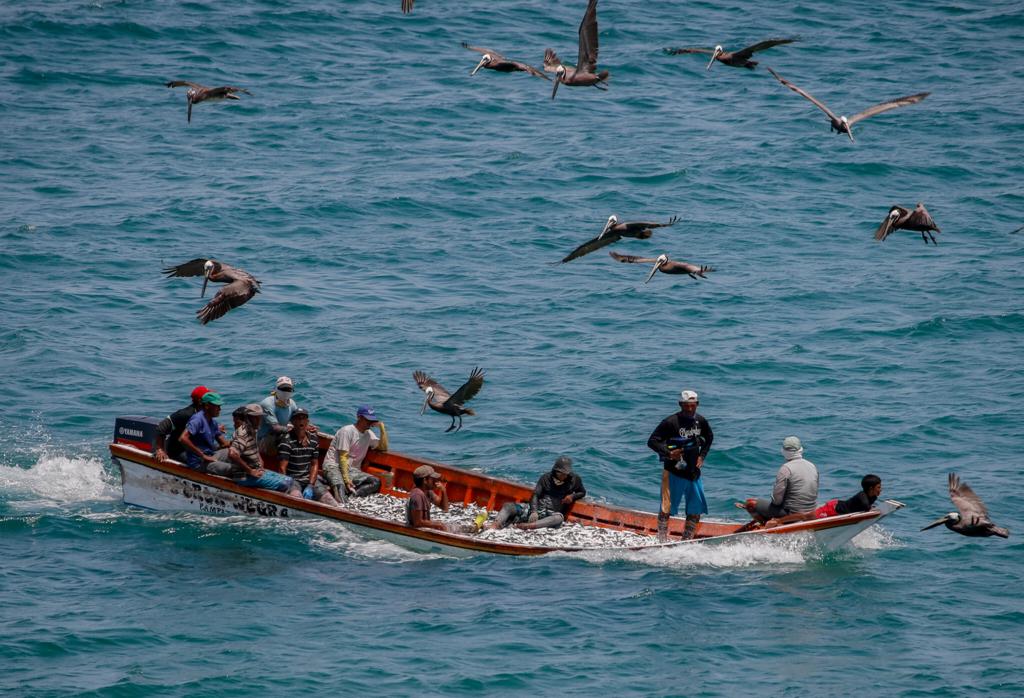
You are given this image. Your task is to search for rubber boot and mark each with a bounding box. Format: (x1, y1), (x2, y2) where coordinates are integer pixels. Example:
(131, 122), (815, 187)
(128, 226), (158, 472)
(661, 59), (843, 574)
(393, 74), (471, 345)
(657, 512), (670, 542)
(682, 515), (700, 541)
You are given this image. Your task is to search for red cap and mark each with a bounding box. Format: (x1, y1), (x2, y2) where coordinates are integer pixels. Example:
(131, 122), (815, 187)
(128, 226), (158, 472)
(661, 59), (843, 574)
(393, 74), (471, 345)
(191, 386), (211, 402)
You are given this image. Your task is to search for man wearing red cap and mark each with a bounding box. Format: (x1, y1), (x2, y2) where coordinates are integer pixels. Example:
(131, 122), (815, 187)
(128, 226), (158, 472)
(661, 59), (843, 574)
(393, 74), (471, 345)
(154, 386), (213, 463)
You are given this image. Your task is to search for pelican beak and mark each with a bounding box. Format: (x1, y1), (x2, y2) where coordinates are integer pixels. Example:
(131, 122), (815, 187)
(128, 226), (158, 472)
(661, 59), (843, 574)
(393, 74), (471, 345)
(921, 515), (951, 532)
(201, 268), (211, 298)
(644, 261), (661, 284)
(598, 219), (613, 240)
(706, 48), (721, 71)
(471, 57), (487, 76)
(420, 394), (430, 415)
(847, 129), (855, 143)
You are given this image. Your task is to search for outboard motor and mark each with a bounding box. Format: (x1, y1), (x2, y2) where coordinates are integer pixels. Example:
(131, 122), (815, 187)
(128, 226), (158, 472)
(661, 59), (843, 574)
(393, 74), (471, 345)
(113, 416), (160, 453)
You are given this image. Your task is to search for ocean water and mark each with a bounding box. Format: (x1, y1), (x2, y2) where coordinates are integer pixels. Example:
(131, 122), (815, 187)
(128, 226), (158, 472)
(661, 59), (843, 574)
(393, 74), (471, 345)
(2, 0), (1023, 694)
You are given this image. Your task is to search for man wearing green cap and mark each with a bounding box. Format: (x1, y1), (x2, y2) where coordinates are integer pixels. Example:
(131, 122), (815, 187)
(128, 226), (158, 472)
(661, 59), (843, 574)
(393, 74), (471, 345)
(179, 392), (233, 474)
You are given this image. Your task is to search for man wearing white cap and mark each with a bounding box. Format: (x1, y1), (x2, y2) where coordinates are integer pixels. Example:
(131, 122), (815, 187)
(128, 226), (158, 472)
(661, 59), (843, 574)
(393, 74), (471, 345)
(647, 389), (714, 541)
(257, 376), (315, 460)
(740, 436), (818, 523)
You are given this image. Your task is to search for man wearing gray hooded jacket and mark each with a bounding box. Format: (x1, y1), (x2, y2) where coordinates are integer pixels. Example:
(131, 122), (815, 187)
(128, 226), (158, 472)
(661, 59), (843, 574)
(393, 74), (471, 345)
(741, 436), (819, 522)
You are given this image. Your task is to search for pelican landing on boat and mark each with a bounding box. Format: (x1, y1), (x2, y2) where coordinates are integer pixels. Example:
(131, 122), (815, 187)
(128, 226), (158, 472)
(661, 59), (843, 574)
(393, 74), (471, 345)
(162, 258), (261, 325)
(766, 68), (928, 143)
(165, 81), (252, 124)
(664, 38), (798, 70)
(921, 473), (1009, 539)
(874, 203), (941, 244)
(414, 367), (485, 432)
(610, 252), (713, 283)
(545, 0), (609, 99)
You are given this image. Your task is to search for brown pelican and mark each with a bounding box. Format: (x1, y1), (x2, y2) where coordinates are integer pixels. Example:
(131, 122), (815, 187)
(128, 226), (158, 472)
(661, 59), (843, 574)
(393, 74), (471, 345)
(559, 215), (680, 263)
(875, 203), (941, 244)
(609, 252), (713, 284)
(545, 0), (609, 99)
(165, 81), (252, 124)
(402, 0), (414, 12)
(664, 38), (797, 70)
(766, 68), (929, 142)
(162, 258), (261, 325)
(922, 473), (1009, 539)
(413, 368), (485, 433)
(462, 43), (550, 80)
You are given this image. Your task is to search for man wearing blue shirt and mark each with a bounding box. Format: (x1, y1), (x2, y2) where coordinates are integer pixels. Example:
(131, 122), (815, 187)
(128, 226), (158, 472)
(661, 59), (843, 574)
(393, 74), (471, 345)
(179, 392), (233, 475)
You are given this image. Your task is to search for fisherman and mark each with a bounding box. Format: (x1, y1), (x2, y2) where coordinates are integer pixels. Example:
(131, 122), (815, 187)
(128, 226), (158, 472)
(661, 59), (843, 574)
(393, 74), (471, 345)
(257, 376), (316, 461)
(406, 464), (449, 532)
(178, 392), (234, 475)
(229, 402), (299, 494)
(739, 436), (819, 524)
(763, 474), (882, 528)
(487, 456), (586, 530)
(323, 405), (389, 502)
(278, 408), (339, 506)
(154, 385), (213, 463)
(647, 389), (714, 541)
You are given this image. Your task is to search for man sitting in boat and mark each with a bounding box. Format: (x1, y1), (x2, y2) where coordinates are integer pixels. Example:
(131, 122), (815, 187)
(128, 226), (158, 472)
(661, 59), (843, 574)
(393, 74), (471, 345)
(278, 408), (340, 506)
(763, 475), (883, 528)
(484, 456), (586, 531)
(406, 465), (450, 532)
(323, 405), (389, 503)
(154, 385), (212, 463)
(257, 376), (316, 462)
(738, 436), (819, 524)
(178, 392), (234, 475)
(229, 402), (301, 495)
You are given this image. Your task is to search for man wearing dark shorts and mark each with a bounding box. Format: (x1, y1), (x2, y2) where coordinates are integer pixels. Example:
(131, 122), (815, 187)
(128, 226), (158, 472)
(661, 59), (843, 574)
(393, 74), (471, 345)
(648, 389), (714, 541)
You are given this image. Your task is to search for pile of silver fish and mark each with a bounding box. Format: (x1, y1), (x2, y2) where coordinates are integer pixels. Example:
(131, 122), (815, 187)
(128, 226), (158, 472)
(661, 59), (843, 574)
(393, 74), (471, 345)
(342, 493), (661, 549)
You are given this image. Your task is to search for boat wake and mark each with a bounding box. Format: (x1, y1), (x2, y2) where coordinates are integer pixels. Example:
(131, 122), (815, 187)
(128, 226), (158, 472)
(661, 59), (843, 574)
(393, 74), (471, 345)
(0, 450), (120, 508)
(560, 535), (811, 570)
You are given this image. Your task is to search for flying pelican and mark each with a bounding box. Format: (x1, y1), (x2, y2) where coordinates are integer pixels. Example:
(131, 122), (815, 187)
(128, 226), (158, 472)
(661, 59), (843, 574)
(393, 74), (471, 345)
(664, 38), (797, 70)
(921, 473), (1009, 539)
(165, 81), (252, 124)
(462, 43), (550, 80)
(559, 215), (680, 264)
(413, 368), (485, 433)
(162, 258), (261, 325)
(544, 0), (608, 99)
(609, 252), (713, 283)
(766, 68), (929, 142)
(874, 203), (941, 244)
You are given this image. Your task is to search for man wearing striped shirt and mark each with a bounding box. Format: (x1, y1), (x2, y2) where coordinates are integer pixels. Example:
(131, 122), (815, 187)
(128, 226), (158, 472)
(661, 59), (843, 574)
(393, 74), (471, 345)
(278, 408), (339, 506)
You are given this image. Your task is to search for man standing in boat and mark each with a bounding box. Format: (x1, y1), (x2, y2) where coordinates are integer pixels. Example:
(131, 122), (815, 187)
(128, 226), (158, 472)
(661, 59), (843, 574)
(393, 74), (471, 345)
(648, 389), (714, 541)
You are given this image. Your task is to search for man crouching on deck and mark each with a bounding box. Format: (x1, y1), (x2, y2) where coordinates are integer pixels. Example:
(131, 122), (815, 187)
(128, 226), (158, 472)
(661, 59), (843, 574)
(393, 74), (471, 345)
(406, 465), (449, 532)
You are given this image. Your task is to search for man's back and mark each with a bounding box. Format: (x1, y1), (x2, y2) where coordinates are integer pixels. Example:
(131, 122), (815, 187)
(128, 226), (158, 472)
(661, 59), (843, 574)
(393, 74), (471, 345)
(776, 457), (819, 513)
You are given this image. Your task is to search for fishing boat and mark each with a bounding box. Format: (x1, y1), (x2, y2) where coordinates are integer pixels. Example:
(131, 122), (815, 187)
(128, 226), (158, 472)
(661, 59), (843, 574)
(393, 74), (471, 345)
(111, 416), (904, 556)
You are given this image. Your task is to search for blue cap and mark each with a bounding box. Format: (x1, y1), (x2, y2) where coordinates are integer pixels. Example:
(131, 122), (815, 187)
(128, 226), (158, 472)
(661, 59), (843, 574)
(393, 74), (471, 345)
(356, 405), (379, 422)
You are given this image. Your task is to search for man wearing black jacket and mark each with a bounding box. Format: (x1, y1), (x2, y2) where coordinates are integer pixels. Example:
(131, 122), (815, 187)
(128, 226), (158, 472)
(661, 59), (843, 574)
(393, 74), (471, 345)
(154, 386), (211, 463)
(514, 456), (587, 530)
(647, 389), (714, 541)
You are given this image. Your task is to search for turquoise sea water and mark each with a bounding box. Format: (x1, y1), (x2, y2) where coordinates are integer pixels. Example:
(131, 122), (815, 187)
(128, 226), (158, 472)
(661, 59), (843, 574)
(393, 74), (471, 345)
(2, 0), (1023, 694)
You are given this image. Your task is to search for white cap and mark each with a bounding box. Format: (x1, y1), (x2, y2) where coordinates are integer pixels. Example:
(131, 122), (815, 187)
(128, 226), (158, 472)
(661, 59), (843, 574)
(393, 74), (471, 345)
(782, 436), (802, 453)
(679, 389), (699, 403)
(276, 376), (294, 391)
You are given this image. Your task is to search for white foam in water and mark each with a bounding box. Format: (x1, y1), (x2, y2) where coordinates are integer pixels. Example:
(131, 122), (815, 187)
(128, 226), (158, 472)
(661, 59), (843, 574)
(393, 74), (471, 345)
(562, 535), (811, 570)
(850, 525), (902, 550)
(0, 451), (120, 506)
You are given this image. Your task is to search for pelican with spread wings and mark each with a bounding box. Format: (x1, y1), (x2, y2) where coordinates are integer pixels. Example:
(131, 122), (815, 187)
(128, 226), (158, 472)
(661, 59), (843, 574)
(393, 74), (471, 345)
(664, 38), (797, 70)
(463, 43), (550, 80)
(559, 215), (680, 264)
(766, 68), (928, 142)
(874, 203), (941, 245)
(609, 252), (713, 284)
(162, 258), (261, 325)
(165, 81), (252, 123)
(413, 368), (485, 433)
(921, 473), (1009, 538)
(545, 0), (608, 99)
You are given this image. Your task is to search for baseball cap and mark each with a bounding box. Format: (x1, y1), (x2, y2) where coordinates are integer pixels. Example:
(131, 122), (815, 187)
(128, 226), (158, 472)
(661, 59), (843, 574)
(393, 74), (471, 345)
(413, 465), (440, 479)
(292, 407), (309, 418)
(782, 436), (803, 453)
(356, 405), (379, 422)
(552, 455), (573, 475)
(244, 403), (263, 417)
(201, 392), (224, 406)
(679, 389), (699, 403)
(276, 376), (294, 391)
(191, 386), (211, 402)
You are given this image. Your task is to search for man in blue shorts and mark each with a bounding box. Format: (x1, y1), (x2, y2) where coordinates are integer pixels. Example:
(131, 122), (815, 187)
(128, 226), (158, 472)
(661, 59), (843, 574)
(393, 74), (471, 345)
(647, 389), (714, 541)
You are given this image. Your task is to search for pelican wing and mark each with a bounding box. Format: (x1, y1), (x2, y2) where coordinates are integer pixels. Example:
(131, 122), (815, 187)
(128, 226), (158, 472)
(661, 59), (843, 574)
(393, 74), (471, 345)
(766, 68), (839, 123)
(401, 0), (414, 13)
(906, 203), (940, 231)
(413, 371), (451, 404)
(949, 473), (991, 524)
(544, 48), (571, 73)
(732, 37), (798, 61)
(513, 61), (552, 80)
(847, 92), (929, 126)
(166, 80), (205, 89)
(617, 216), (680, 235)
(667, 260), (713, 277)
(663, 47), (714, 55)
(196, 279), (257, 325)
(609, 251), (660, 264)
(560, 233), (621, 263)
(462, 42), (507, 61)
(162, 258), (212, 278)
(874, 206), (908, 241)
(448, 367), (485, 407)
(205, 86), (252, 98)
(576, 0), (600, 73)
